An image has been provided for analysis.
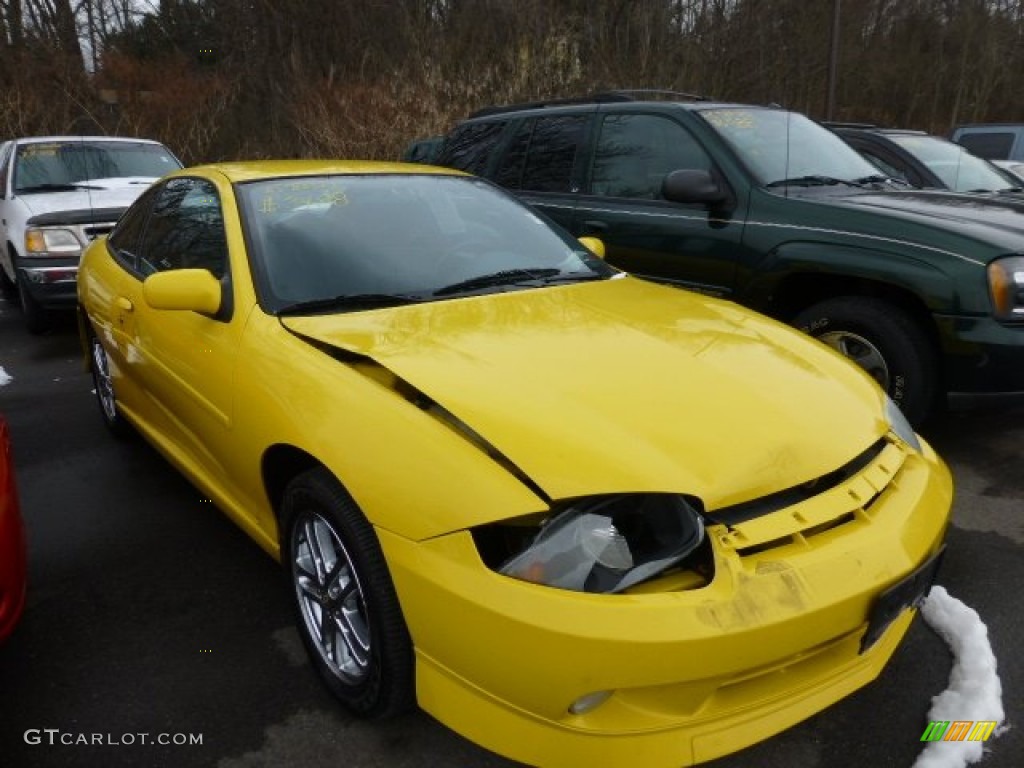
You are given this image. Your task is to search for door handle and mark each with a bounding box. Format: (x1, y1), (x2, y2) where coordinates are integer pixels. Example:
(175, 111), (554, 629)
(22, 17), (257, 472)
(581, 220), (609, 233)
(116, 297), (134, 312)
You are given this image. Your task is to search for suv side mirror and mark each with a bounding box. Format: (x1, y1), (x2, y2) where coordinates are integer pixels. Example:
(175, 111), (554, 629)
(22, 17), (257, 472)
(662, 170), (729, 206)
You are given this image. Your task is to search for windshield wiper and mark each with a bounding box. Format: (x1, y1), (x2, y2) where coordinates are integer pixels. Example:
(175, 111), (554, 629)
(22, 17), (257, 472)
(276, 292), (425, 315)
(433, 268), (562, 297)
(854, 174), (912, 188)
(766, 175), (865, 189)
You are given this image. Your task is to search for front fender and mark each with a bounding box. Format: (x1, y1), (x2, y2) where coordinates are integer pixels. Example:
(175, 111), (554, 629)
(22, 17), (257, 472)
(741, 241), (964, 314)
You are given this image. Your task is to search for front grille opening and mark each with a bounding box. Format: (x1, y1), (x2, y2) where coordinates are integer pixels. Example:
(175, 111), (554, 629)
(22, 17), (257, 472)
(801, 511), (857, 539)
(83, 225), (114, 241)
(736, 535), (794, 557)
(708, 438), (888, 526)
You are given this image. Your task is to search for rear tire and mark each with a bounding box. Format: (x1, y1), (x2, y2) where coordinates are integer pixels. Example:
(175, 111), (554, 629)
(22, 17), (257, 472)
(88, 332), (132, 437)
(792, 297), (938, 426)
(282, 467), (415, 719)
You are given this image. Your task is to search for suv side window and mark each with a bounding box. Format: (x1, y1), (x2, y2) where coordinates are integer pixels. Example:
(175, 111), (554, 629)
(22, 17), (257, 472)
(590, 114), (712, 199)
(437, 121), (507, 176)
(138, 177), (228, 278)
(496, 115), (587, 193)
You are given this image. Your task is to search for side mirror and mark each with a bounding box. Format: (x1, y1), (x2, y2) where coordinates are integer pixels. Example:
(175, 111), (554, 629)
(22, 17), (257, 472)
(578, 236), (605, 259)
(662, 170), (729, 206)
(143, 269), (222, 315)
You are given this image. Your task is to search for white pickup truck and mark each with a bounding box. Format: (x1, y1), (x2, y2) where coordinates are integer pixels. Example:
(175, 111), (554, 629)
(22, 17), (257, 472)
(0, 136), (181, 332)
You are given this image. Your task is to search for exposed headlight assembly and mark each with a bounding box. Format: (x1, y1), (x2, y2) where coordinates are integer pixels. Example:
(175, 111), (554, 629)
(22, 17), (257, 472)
(500, 494), (705, 594)
(988, 255), (1024, 321)
(885, 396), (921, 453)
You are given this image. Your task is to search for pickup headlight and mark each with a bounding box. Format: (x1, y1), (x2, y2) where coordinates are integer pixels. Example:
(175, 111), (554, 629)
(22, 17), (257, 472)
(25, 227), (82, 256)
(988, 256), (1024, 321)
(499, 494), (705, 593)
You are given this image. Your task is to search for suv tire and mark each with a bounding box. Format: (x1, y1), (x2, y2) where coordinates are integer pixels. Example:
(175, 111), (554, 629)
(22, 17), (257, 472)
(792, 297), (937, 426)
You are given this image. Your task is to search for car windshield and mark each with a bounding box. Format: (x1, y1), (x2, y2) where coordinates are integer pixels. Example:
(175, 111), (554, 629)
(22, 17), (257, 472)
(887, 134), (1016, 192)
(13, 140), (178, 193)
(238, 174), (614, 313)
(699, 108), (880, 187)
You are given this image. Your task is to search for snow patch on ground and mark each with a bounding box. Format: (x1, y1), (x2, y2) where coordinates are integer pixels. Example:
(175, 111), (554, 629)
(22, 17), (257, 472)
(0, 366), (11, 386)
(912, 586), (1007, 768)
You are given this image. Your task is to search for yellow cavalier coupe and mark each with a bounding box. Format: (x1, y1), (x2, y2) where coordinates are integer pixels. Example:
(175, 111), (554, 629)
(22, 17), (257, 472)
(77, 161), (952, 767)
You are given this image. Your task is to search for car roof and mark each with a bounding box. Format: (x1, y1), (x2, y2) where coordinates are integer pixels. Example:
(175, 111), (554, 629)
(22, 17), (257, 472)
(178, 160), (467, 184)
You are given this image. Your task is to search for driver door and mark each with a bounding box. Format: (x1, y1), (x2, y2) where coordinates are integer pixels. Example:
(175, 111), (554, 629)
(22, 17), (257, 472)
(117, 177), (242, 478)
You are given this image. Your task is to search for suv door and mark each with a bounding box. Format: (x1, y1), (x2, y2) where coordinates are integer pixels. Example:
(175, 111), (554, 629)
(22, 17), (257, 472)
(573, 109), (747, 297)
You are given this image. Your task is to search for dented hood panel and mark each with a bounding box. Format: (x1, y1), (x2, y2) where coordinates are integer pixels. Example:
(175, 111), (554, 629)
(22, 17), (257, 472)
(282, 278), (888, 509)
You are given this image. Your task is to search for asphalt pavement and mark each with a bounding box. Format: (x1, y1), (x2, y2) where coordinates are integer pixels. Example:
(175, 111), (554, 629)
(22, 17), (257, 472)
(0, 293), (1021, 768)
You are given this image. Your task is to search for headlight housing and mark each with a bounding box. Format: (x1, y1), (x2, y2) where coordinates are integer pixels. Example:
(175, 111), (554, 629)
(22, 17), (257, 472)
(885, 396), (921, 453)
(25, 227), (82, 257)
(499, 494), (705, 594)
(988, 255), (1024, 321)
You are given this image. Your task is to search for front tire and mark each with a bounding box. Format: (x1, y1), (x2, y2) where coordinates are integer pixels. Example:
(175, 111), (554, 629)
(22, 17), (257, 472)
(792, 297), (938, 426)
(282, 467), (414, 719)
(17, 278), (50, 334)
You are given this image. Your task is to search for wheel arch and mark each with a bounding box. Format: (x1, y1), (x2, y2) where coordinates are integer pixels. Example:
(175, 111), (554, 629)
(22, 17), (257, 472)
(262, 443), (324, 524)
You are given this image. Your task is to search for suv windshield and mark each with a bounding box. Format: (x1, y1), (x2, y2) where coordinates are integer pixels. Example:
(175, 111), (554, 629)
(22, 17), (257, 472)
(887, 134), (1016, 192)
(700, 108), (880, 187)
(238, 174), (614, 313)
(14, 140), (178, 193)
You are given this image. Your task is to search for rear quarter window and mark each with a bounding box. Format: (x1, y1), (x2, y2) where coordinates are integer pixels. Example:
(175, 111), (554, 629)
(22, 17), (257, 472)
(436, 122), (507, 176)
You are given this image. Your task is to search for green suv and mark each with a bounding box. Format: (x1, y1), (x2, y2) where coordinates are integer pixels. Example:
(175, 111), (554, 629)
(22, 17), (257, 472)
(431, 92), (1024, 424)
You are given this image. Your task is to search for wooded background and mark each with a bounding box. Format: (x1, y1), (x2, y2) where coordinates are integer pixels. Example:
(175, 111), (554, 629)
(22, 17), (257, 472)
(1, 0), (1022, 165)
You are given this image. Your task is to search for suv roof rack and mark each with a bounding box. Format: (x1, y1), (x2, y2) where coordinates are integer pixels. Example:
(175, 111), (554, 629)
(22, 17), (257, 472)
(469, 89), (710, 119)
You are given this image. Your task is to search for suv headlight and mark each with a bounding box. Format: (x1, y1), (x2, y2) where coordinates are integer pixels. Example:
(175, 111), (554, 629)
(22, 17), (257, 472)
(988, 256), (1024, 321)
(499, 494), (705, 593)
(885, 396), (921, 453)
(25, 227), (82, 256)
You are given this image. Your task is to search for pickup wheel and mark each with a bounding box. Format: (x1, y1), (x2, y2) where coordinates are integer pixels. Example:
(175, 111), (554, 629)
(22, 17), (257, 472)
(17, 277), (50, 334)
(792, 297), (937, 426)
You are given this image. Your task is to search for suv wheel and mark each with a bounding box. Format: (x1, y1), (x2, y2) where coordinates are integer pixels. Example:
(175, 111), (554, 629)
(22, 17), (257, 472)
(792, 297), (937, 426)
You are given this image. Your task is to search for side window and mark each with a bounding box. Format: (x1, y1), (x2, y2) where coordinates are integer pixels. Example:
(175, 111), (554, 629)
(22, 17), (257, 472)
(590, 114), (712, 199)
(518, 115), (586, 193)
(107, 185), (158, 271)
(436, 121), (507, 176)
(138, 177), (227, 278)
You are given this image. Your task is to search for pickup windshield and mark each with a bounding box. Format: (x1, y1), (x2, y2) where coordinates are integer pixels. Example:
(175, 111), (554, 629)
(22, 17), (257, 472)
(13, 141), (179, 194)
(700, 107), (881, 188)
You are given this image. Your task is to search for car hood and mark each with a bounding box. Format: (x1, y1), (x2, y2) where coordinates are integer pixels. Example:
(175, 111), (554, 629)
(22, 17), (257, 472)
(17, 177), (157, 218)
(832, 189), (1024, 254)
(282, 278), (888, 510)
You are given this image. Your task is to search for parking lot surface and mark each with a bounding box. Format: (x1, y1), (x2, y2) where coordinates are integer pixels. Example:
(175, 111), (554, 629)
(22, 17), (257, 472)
(0, 296), (1020, 768)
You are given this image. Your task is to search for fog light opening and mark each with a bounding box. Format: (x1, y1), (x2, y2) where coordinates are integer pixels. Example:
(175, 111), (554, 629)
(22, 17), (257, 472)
(569, 690), (613, 715)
